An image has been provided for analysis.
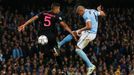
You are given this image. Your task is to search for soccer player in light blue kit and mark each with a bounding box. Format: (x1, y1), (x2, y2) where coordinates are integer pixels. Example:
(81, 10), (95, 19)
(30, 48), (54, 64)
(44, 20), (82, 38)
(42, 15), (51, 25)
(59, 5), (106, 74)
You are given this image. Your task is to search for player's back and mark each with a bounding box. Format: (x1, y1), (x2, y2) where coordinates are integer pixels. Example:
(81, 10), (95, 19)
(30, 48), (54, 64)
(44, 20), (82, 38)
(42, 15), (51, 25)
(83, 9), (99, 33)
(37, 11), (61, 34)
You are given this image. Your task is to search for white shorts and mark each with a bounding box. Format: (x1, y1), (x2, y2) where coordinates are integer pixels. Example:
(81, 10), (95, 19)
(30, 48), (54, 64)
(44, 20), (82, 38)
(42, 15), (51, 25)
(77, 31), (96, 49)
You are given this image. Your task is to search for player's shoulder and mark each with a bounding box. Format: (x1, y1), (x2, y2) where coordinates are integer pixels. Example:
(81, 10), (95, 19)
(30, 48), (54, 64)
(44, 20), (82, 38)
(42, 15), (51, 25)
(56, 14), (63, 21)
(43, 11), (57, 18)
(84, 9), (89, 13)
(39, 10), (47, 14)
(83, 9), (90, 17)
(38, 11), (47, 16)
(91, 9), (98, 13)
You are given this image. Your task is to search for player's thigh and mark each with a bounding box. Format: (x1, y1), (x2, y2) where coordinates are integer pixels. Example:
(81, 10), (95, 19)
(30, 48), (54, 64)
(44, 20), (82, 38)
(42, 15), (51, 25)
(39, 32), (57, 50)
(77, 33), (96, 49)
(87, 33), (96, 41)
(46, 32), (57, 48)
(46, 32), (57, 42)
(77, 31), (89, 49)
(77, 39), (90, 49)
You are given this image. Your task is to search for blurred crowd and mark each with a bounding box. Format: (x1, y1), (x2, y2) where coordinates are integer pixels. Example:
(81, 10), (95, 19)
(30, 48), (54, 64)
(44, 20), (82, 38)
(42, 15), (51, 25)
(0, 0), (134, 75)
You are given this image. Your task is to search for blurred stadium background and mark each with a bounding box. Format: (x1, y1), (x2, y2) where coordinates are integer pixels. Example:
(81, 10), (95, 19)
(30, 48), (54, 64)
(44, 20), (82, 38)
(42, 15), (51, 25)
(0, 0), (134, 75)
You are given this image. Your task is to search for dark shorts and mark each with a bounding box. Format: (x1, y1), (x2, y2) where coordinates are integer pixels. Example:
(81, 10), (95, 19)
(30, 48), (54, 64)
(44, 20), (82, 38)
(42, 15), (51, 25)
(38, 31), (57, 57)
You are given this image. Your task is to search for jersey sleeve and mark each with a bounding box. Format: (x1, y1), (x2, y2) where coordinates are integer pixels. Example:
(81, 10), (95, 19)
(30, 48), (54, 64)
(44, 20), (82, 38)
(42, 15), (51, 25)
(37, 11), (44, 18)
(83, 11), (91, 23)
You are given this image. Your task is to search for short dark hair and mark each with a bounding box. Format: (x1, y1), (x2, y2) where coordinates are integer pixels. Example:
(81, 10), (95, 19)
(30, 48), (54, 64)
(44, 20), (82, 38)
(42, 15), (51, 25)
(51, 3), (60, 9)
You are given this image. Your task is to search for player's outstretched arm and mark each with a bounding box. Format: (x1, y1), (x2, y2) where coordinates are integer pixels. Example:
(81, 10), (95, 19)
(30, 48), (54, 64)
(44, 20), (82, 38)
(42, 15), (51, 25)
(18, 15), (38, 32)
(60, 22), (78, 41)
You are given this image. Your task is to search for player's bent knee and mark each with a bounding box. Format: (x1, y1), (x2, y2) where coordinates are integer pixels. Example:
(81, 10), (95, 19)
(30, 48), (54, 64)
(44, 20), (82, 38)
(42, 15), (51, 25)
(75, 46), (81, 49)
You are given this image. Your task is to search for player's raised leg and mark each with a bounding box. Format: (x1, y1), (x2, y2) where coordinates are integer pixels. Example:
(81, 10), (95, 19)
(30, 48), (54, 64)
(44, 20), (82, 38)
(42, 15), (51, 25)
(58, 34), (73, 48)
(52, 34), (73, 56)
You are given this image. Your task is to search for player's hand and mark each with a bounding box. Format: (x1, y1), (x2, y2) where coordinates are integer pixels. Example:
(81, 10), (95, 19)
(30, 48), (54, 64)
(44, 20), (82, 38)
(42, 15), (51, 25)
(97, 5), (102, 11)
(18, 25), (25, 32)
(97, 5), (106, 16)
(76, 29), (82, 36)
(72, 31), (78, 41)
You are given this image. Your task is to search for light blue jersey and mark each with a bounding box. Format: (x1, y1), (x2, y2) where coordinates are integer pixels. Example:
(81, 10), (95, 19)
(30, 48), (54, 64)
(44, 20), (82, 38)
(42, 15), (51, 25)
(83, 9), (100, 33)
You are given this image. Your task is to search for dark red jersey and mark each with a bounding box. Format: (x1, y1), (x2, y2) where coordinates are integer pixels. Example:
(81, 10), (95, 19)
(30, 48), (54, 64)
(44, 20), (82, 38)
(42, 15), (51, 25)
(37, 11), (63, 34)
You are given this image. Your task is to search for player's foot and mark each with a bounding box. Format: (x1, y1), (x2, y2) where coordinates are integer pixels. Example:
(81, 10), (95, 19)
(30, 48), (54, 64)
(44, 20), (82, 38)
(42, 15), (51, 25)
(53, 47), (60, 56)
(87, 65), (96, 75)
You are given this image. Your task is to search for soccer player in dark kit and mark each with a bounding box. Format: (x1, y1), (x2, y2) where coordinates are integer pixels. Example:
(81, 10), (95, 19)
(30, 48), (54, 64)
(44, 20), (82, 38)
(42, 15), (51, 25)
(18, 3), (77, 68)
